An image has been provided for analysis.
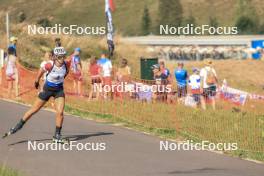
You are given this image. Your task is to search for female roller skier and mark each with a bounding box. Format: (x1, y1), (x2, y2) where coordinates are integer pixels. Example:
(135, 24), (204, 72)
(3, 47), (71, 143)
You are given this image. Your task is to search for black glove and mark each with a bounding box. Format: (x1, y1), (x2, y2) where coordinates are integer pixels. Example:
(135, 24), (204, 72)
(34, 81), (39, 89)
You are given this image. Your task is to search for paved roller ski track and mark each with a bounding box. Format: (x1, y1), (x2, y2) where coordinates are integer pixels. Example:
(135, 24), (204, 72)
(0, 100), (264, 176)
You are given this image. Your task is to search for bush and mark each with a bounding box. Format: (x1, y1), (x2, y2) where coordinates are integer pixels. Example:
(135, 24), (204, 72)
(17, 12), (26, 23)
(258, 23), (264, 34)
(235, 16), (258, 34)
(37, 18), (52, 27)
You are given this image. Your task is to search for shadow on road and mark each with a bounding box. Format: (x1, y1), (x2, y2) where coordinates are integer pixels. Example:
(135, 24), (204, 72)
(168, 167), (226, 174)
(8, 132), (114, 146)
(66, 132), (113, 141)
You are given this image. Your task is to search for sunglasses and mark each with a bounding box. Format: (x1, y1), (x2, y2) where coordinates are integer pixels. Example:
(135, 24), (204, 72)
(56, 56), (66, 60)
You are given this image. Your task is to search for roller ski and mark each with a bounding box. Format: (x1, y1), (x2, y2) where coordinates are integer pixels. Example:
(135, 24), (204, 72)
(52, 133), (70, 144)
(2, 119), (26, 139)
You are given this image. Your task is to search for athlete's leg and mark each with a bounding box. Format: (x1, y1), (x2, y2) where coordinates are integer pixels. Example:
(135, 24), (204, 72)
(54, 97), (65, 128)
(53, 96), (65, 141)
(22, 98), (46, 121)
(5, 98), (46, 136)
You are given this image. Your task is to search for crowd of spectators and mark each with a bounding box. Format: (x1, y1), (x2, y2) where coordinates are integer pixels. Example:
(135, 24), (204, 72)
(146, 46), (262, 60)
(2, 37), (262, 111)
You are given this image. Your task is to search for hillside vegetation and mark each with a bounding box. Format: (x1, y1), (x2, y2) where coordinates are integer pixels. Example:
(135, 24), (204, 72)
(0, 0), (264, 35)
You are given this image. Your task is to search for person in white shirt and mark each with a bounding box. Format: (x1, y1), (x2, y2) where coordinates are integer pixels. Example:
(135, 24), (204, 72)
(97, 54), (112, 99)
(188, 68), (201, 106)
(200, 59), (218, 110)
(98, 54), (112, 78)
(5, 47), (19, 98)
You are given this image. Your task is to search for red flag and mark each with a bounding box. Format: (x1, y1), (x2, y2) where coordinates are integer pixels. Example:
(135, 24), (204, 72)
(109, 0), (115, 11)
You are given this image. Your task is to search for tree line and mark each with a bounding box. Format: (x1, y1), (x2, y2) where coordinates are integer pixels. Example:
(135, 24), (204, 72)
(141, 0), (264, 35)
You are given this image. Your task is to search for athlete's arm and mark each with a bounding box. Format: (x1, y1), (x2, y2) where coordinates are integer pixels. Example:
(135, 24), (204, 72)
(34, 69), (45, 89)
(35, 69), (45, 83)
(35, 62), (52, 89)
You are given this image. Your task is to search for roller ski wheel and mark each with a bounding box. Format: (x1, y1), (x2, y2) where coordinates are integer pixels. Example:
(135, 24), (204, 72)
(52, 135), (70, 144)
(2, 131), (12, 139)
(2, 128), (17, 139)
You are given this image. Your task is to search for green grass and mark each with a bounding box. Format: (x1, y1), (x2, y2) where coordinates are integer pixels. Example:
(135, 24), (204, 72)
(0, 166), (21, 176)
(64, 100), (264, 162)
(64, 103), (178, 139)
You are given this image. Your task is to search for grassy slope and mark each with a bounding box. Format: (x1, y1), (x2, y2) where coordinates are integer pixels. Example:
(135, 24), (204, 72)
(0, 0), (264, 35)
(0, 166), (21, 176)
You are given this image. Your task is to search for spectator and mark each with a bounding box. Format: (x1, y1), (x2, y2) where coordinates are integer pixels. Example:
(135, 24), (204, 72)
(5, 47), (19, 98)
(97, 54), (112, 99)
(159, 61), (173, 103)
(200, 59), (218, 110)
(70, 48), (83, 96)
(159, 61), (170, 80)
(88, 56), (101, 100)
(175, 62), (188, 103)
(152, 64), (167, 102)
(116, 58), (131, 82)
(116, 58), (131, 99)
(188, 68), (201, 107)
(8, 36), (18, 57)
(152, 64), (161, 102)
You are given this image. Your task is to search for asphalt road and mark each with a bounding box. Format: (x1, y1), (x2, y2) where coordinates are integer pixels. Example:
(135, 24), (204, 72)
(0, 100), (264, 176)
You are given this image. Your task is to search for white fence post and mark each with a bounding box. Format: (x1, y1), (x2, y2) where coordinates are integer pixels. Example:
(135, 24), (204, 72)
(6, 13), (10, 47)
(0, 49), (4, 68)
(0, 49), (4, 85)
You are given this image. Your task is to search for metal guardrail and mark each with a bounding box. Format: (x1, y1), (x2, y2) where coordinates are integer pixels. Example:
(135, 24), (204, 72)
(121, 35), (264, 46)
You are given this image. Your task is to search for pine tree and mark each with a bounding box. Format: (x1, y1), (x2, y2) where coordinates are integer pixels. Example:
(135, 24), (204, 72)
(235, 0), (259, 34)
(236, 16), (257, 34)
(208, 16), (219, 35)
(157, 0), (183, 28)
(141, 6), (151, 35)
(181, 13), (196, 35)
(258, 23), (264, 34)
(209, 16), (219, 28)
(183, 14), (196, 27)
